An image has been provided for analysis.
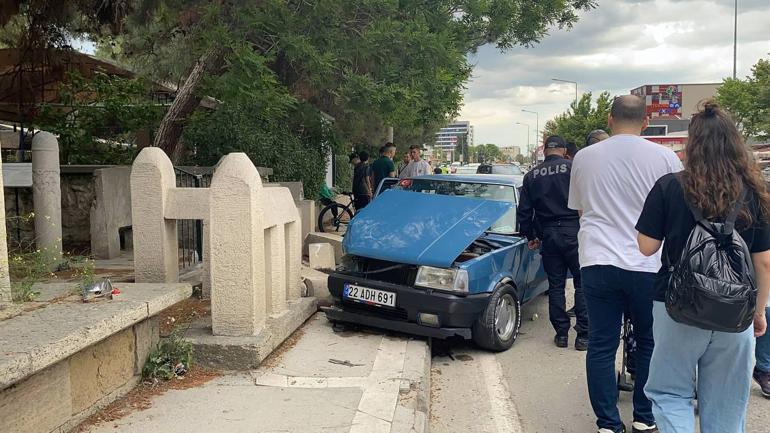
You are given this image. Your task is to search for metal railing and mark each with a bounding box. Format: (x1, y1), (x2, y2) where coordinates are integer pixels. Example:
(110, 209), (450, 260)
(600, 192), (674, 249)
(174, 167), (213, 271)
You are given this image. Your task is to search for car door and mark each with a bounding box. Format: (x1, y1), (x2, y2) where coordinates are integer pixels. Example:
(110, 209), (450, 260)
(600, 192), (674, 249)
(375, 178), (400, 197)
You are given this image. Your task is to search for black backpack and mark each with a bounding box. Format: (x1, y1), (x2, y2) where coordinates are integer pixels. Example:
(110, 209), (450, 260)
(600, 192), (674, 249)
(665, 186), (758, 333)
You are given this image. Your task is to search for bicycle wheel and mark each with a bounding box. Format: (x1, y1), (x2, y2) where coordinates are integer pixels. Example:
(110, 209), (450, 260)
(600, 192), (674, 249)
(317, 204), (354, 233)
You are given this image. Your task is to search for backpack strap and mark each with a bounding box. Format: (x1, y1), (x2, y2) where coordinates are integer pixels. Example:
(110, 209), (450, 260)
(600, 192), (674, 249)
(724, 186), (749, 235)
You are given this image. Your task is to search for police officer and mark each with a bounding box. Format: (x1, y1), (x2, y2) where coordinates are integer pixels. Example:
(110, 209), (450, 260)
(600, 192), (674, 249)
(517, 135), (588, 350)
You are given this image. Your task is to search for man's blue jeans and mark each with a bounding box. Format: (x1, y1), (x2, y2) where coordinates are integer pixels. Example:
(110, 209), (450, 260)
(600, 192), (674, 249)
(583, 265), (656, 431)
(757, 307), (770, 373)
(646, 302), (754, 433)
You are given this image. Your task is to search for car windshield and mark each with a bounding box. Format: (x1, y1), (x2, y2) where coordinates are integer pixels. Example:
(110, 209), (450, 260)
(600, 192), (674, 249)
(395, 179), (517, 234)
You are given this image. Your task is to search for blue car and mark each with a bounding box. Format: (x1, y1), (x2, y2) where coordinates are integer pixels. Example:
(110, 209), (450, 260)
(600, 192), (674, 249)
(322, 175), (548, 351)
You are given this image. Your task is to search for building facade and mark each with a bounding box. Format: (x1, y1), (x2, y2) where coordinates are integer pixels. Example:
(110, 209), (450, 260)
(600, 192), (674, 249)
(434, 120), (474, 152)
(501, 146), (521, 161)
(630, 83), (720, 120)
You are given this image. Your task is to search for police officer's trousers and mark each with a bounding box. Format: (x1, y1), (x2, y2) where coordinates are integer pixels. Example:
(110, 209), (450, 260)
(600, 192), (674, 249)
(540, 225), (589, 337)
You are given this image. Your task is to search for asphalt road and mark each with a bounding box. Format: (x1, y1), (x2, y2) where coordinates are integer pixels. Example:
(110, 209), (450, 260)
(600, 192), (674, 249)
(431, 283), (770, 433)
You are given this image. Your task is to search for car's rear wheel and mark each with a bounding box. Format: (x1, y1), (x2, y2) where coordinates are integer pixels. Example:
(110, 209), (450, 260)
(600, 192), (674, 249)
(472, 285), (521, 352)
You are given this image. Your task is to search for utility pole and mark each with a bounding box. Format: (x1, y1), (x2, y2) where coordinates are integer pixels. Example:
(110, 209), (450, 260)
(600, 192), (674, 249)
(733, 0), (738, 79)
(522, 109), (539, 149)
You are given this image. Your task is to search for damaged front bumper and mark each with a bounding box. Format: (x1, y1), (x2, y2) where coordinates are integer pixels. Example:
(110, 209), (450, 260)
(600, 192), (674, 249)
(322, 272), (491, 340)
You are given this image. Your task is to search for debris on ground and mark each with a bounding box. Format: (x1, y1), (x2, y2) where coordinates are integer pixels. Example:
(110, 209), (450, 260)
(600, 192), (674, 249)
(74, 367), (221, 433)
(328, 358), (364, 367)
(158, 297), (211, 336)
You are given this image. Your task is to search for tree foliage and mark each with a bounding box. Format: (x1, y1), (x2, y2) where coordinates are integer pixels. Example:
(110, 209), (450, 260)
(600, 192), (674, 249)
(543, 91), (612, 148)
(469, 143), (505, 163)
(36, 72), (163, 164)
(716, 58), (770, 141)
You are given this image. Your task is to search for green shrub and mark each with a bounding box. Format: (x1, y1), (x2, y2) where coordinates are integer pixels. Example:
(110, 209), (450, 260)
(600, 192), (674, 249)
(142, 332), (193, 381)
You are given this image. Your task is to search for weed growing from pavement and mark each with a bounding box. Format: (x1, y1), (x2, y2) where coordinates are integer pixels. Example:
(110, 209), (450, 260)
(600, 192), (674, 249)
(142, 331), (193, 381)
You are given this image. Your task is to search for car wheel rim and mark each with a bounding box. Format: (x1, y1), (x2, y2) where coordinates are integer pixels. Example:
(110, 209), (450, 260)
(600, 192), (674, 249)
(494, 294), (516, 341)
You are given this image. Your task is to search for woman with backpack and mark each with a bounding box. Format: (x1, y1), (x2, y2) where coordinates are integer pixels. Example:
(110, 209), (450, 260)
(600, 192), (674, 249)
(635, 101), (770, 433)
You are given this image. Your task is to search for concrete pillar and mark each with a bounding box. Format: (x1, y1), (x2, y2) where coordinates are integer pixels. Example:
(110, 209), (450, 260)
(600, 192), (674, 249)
(130, 148), (178, 283)
(265, 224), (287, 314)
(31, 132), (62, 269)
(296, 199), (316, 242)
(201, 221), (211, 298)
(285, 221), (302, 300)
(0, 152), (11, 303)
(210, 153), (266, 336)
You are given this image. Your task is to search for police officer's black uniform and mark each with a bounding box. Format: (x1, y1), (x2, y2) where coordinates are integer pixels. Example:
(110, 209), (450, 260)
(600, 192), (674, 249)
(517, 136), (588, 348)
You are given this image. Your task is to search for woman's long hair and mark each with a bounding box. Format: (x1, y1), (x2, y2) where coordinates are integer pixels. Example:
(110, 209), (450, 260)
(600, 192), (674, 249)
(681, 100), (770, 227)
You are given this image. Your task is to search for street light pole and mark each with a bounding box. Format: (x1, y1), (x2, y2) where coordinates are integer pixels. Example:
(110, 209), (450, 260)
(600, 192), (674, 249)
(522, 109), (539, 147)
(552, 78), (578, 106)
(516, 122), (531, 161)
(733, 0), (738, 79)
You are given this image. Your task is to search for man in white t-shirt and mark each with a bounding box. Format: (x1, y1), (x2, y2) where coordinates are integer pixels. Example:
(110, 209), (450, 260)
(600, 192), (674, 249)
(398, 144), (431, 178)
(569, 95), (682, 433)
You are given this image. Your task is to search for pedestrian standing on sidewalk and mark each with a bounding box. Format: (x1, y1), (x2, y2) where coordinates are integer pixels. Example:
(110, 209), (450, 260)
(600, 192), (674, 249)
(351, 151), (373, 211)
(569, 95), (682, 433)
(517, 135), (589, 351)
(371, 142), (397, 191)
(755, 300), (770, 398)
(399, 145), (431, 178)
(637, 101), (770, 433)
(398, 151), (411, 175)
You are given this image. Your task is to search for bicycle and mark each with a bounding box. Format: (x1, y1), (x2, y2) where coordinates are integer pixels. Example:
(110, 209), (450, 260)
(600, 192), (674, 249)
(318, 191), (356, 233)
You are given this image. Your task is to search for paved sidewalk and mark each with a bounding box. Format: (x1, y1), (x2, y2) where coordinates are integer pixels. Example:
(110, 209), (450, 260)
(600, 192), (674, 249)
(84, 314), (430, 433)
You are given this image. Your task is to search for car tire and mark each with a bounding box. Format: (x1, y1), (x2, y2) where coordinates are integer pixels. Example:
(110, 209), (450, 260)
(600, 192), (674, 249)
(472, 285), (521, 352)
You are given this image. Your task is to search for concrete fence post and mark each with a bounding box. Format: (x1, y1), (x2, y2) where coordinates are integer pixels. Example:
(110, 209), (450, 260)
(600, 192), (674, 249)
(0, 152), (11, 303)
(31, 132), (62, 269)
(130, 148), (178, 283)
(210, 153), (266, 336)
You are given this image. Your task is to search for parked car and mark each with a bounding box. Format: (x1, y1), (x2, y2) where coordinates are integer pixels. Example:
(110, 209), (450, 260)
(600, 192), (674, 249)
(476, 164), (524, 185)
(323, 175), (548, 351)
(453, 163), (480, 175)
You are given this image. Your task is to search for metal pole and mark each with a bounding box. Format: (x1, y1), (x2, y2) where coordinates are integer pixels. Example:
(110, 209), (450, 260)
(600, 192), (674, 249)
(733, 0), (738, 79)
(522, 109), (539, 149)
(387, 126), (394, 143)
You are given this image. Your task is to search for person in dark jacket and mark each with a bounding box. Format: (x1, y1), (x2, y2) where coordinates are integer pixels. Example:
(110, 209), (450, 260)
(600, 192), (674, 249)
(351, 151), (373, 210)
(517, 135), (589, 350)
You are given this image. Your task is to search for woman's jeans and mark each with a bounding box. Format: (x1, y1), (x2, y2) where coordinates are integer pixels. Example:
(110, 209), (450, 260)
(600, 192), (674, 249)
(756, 307), (770, 373)
(645, 302), (754, 433)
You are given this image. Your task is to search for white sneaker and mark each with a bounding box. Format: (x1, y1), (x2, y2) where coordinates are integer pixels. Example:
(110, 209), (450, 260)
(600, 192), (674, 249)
(632, 422), (658, 433)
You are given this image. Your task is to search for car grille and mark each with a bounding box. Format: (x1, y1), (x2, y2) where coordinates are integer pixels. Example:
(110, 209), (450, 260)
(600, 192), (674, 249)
(359, 258), (418, 286)
(342, 301), (409, 321)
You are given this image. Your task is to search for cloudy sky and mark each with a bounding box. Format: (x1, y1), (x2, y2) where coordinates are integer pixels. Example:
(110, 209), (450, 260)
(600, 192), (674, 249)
(462, 0), (770, 149)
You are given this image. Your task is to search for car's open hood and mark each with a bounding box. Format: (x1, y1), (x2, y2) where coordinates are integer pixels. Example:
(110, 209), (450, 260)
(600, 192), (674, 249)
(343, 189), (512, 268)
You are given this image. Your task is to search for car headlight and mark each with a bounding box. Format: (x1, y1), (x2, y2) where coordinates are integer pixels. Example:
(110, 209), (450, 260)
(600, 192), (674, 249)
(415, 266), (469, 294)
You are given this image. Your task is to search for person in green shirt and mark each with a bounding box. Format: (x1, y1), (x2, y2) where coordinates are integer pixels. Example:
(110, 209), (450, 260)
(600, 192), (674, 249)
(370, 142), (397, 191)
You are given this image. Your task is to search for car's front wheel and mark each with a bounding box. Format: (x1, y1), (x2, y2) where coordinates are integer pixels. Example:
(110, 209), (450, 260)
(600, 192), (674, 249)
(472, 285), (521, 352)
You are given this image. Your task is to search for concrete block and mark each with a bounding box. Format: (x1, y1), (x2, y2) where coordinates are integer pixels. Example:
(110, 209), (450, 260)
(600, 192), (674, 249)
(296, 199), (316, 242)
(265, 181), (304, 202)
(301, 265), (331, 304)
(0, 361), (72, 433)
(309, 243), (336, 270)
(68, 327), (136, 414)
(0, 282), (191, 389)
(305, 232), (343, 263)
(91, 166), (132, 260)
(134, 317), (160, 375)
(186, 297), (317, 370)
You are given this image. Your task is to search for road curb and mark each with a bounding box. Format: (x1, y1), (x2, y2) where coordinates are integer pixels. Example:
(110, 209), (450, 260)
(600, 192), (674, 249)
(391, 339), (431, 433)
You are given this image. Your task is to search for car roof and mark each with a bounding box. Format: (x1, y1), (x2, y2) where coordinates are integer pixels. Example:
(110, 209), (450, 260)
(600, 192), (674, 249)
(411, 174), (520, 186)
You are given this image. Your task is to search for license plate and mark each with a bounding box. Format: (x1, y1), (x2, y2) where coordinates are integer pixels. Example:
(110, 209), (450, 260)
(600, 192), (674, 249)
(343, 283), (396, 307)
